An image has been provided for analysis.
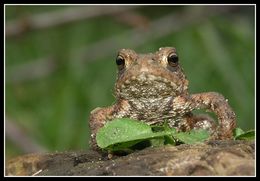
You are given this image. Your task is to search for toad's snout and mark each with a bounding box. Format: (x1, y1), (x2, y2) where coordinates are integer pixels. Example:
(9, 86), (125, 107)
(132, 57), (162, 75)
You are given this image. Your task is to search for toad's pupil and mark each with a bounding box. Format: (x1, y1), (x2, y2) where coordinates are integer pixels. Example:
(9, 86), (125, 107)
(116, 57), (125, 66)
(168, 54), (178, 65)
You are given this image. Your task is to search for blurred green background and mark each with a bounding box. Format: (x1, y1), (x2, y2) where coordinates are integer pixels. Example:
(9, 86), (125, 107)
(5, 5), (255, 160)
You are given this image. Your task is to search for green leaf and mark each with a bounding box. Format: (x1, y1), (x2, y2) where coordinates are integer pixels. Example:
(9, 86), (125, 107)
(235, 130), (255, 141)
(149, 137), (168, 147)
(96, 118), (210, 151)
(233, 127), (245, 137)
(96, 118), (154, 150)
(173, 129), (210, 144)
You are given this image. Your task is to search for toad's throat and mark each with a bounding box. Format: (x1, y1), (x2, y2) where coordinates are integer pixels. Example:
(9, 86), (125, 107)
(116, 72), (177, 99)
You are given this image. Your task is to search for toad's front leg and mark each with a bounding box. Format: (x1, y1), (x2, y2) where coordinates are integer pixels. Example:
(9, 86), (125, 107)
(89, 106), (116, 150)
(190, 92), (236, 139)
(172, 92), (236, 139)
(89, 100), (130, 150)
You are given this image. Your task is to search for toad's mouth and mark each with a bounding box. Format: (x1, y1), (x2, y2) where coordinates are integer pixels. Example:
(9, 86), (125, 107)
(115, 72), (178, 99)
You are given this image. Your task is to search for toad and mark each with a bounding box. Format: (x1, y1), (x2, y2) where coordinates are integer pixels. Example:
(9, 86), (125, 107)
(89, 47), (236, 150)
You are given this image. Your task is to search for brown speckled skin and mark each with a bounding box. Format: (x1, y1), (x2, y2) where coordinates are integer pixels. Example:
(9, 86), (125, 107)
(89, 47), (236, 150)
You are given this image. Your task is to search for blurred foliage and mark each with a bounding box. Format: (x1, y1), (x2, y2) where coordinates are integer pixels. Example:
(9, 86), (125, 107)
(5, 5), (255, 160)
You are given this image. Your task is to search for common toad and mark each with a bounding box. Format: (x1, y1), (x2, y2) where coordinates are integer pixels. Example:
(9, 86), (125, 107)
(89, 47), (236, 150)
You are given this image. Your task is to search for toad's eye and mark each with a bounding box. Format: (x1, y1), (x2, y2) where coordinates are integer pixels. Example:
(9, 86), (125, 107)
(116, 55), (125, 68)
(167, 53), (178, 67)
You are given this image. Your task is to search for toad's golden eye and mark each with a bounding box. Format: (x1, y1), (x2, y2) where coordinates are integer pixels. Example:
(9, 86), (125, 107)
(167, 53), (178, 67)
(116, 55), (125, 69)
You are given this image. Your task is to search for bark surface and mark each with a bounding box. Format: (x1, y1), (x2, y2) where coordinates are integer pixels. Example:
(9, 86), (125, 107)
(6, 140), (255, 176)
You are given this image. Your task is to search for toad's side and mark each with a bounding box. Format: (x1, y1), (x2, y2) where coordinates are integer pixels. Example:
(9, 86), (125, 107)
(89, 47), (236, 150)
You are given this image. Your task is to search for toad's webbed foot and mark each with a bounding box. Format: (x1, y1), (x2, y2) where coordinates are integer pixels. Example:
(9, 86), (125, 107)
(179, 113), (217, 135)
